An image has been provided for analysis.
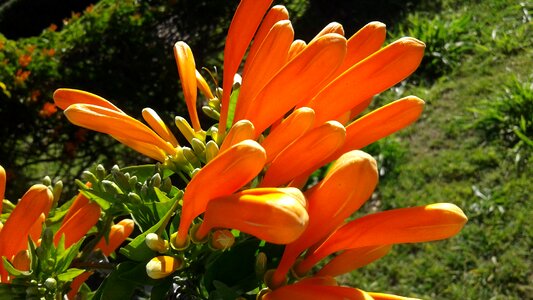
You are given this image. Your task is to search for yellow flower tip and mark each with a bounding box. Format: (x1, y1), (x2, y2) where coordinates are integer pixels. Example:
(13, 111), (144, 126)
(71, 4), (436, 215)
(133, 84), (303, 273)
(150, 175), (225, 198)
(210, 229), (235, 251)
(146, 256), (183, 280)
(426, 203), (468, 226)
(219, 120), (255, 153)
(12, 249), (31, 272)
(53, 88), (122, 112)
(145, 233), (170, 254)
(397, 36), (426, 49)
(195, 69), (215, 100)
(141, 108), (179, 147)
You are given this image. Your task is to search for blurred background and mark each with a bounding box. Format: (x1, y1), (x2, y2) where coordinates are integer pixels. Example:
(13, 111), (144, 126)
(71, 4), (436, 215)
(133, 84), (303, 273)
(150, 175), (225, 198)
(0, 0), (531, 299)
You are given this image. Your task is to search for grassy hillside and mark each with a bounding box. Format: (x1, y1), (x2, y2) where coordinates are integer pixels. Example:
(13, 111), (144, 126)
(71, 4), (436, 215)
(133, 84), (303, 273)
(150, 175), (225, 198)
(345, 0), (532, 299)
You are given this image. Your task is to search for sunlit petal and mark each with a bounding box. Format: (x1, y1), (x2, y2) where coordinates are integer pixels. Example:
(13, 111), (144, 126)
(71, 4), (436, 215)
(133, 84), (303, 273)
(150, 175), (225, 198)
(175, 140), (266, 248)
(54, 201), (101, 248)
(53, 88), (123, 112)
(142, 108), (179, 147)
(219, 120), (256, 153)
(287, 39), (306, 60)
(305, 37), (425, 124)
(95, 219), (135, 256)
(244, 33), (347, 136)
(317, 245), (392, 277)
(261, 121), (345, 187)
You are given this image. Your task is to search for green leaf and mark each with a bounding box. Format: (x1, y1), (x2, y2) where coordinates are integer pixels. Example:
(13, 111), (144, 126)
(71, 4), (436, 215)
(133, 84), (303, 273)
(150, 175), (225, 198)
(56, 238), (85, 274)
(80, 190), (111, 210)
(226, 87), (240, 130)
(203, 239), (260, 292)
(1, 257), (31, 277)
(92, 262), (140, 300)
(57, 268), (86, 282)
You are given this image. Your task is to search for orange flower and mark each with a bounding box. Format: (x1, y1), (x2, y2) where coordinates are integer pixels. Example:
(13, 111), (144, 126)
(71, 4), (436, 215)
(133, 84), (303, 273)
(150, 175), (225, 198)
(54, 199), (101, 249)
(174, 140), (266, 248)
(194, 188), (308, 245)
(0, 184), (53, 282)
(67, 271), (93, 299)
(18, 54), (32, 67)
(95, 219), (135, 256)
(174, 42), (201, 131)
(0, 165), (5, 215)
(40, 102), (58, 117)
(48, 23), (58, 31)
(14, 69), (30, 84)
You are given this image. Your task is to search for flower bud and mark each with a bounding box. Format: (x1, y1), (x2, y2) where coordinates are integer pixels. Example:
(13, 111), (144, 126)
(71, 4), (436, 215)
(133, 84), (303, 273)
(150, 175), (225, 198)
(12, 250), (31, 271)
(209, 229), (234, 251)
(202, 106), (221, 121)
(95, 164), (106, 180)
(255, 252), (267, 278)
(146, 256), (183, 279)
(145, 233), (170, 253)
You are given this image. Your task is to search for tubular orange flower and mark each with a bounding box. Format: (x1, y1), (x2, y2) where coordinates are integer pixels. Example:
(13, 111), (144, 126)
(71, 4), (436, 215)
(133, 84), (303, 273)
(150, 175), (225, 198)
(368, 292), (421, 300)
(54, 201), (101, 248)
(54, 88), (123, 112)
(271, 150), (378, 287)
(142, 108), (179, 147)
(194, 188), (308, 244)
(260, 121), (346, 187)
(332, 96), (425, 158)
(295, 203), (467, 275)
(0, 184), (53, 282)
(67, 271), (93, 300)
(287, 39), (306, 60)
(234, 20), (294, 122)
(316, 245), (392, 277)
(219, 120), (255, 153)
(174, 41), (201, 131)
(260, 107), (315, 163)
(243, 33), (347, 136)
(95, 219), (135, 256)
(175, 140), (266, 248)
(195, 70), (214, 100)
(303, 37), (425, 125)
(220, 0), (273, 135)
(334, 21), (387, 76)
(241, 5), (289, 78)
(262, 277), (374, 300)
(310, 22), (345, 42)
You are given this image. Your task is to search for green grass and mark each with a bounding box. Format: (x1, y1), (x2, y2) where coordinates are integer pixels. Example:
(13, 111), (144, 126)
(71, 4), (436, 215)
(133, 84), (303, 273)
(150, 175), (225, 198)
(347, 0), (533, 299)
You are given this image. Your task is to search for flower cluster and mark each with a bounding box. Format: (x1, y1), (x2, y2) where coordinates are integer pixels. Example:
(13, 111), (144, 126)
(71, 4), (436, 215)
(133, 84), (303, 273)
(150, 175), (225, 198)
(0, 0), (467, 299)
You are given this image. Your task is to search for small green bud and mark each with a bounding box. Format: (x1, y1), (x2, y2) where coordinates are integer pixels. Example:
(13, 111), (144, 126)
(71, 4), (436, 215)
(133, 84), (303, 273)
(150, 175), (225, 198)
(161, 177), (172, 193)
(52, 180), (63, 204)
(128, 192), (142, 204)
(101, 180), (123, 195)
(150, 173), (162, 189)
(44, 278), (57, 290)
(95, 164), (106, 180)
(205, 140), (219, 163)
(42, 176), (51, 186)
(81, 171), (98, 185)
(202, 106), (220, 121)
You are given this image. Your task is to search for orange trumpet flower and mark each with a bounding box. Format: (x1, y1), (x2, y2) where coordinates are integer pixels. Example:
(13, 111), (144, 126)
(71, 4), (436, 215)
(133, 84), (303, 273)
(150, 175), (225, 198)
(316, 245), (392, 277)
(54, 201), (101, 248)
(220, 0), (273, 135)
(260, 121), (346, 187)
(0, 184), (53, 282)
(304, 37), (425, 125)
(174, 140), (266, 248)
(194, 188), (308, 244)
(95, 219), (135, 256)
(219, 120), (255, 153)
(295, 203), (467, 275)
(271, 150), (378, 287)
(174, 41), (201, 132)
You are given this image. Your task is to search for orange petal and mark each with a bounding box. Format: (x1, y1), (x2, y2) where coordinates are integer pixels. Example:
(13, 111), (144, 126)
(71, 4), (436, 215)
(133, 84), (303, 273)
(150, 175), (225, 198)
(0, 165), (5, 214)
(317, 245), (392, 277)
(243, 33), (347, 137)
(96, 219), (135, 256)
(235, 20), (294, 122)
(175, 140), (266, 248)
(242, 5), (290, 78)
(113, 136), (168, 162)
(334, 21), (387, 77)
(54, 201), (101, 248)
(67, 271), (93, 300)
(197, 187), (308, 244)
(174, 41), (201, 131)
(64, 104), (177, 156)
(28, 213), (46, 243)
(368, 292), (421, 300)
(53, 88), (123, 112)
(287, 39), (306, 60)
(0, 184), (53, 281)
(332, 96), (425, 158)
(261, 107), (315, 164)
(196, 70), (214, 100)
(219, 0), (273, 135)
(260, 121), (345, 187)
(349, 97), (373, 119)
(305, 37), (425, 125)
(310, 22), (345, 42)
(219, 120), (256, 153)
(63, 183), (91, 224)
(263, 284), (374, 300)
(142, 108), (179, 147)
(296, 203), (467, 275)
(272, 150), (377, 287)
(146, 256), (183, 279)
